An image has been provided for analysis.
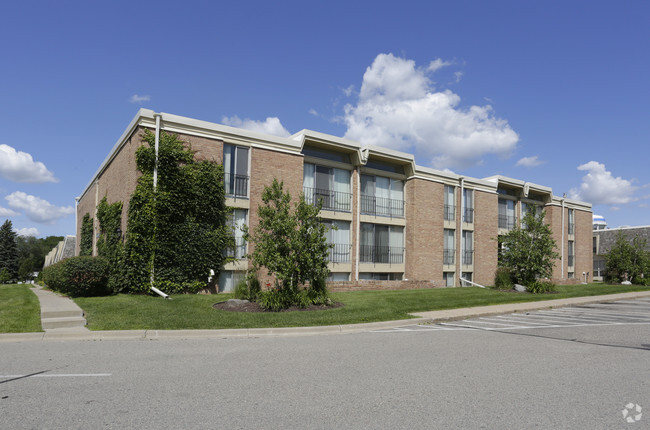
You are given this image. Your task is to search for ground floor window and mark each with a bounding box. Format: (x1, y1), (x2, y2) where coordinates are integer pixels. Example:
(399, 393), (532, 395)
(461, 272), (473, 285)
(328, 272), (350, 282)
(568, 272), (574, 279)
(359, 272), (403, 281)
(218, 270), (245, 292)
(443, 272), (455, 287)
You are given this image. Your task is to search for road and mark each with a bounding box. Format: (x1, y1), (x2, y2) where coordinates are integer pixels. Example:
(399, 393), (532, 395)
(1, 299), (649, 429)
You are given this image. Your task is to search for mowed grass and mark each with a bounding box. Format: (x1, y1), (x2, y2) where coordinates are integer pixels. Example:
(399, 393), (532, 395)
(0, 284), (42, 333)
(73, 283), (650, 331)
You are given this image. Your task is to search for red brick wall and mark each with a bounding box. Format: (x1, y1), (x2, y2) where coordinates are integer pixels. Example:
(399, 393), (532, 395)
(405, 178), (444, 281)
(574, 208), (594, 283)
(474, 190), (498, 286)
(328, 280), (444, 292)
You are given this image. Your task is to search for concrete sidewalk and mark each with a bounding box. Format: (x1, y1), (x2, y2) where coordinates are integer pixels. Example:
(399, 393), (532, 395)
(29, 286), (88, 332)
(3, 289), (650, 343)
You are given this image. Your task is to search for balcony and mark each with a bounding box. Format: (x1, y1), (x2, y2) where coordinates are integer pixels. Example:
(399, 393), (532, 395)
(444, 204), (455, 221)
(462, 250), (474, 265)
(224, 173), (249, 198)
(498, 215), (517, 230)
(361, 195), (404, 217)
(360, 245), (404, 264)
(463, 207), (474, 224)
(328, 243), (351, 263)
(303, 187), (352, 212)
(225, 237), (247, 260)
(443, 249), (455, 265)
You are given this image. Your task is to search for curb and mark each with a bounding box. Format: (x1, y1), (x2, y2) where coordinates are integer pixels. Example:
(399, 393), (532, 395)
(2, 290), (650, 343)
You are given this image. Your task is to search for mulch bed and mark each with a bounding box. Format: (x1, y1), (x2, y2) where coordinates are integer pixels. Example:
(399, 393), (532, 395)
(213, 300), (344, 313)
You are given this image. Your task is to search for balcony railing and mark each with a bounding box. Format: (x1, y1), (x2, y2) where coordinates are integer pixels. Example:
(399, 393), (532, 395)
(462, 250), (474, 265)
(360, 245), (404, 264)
(303, 187), (352, 212)
(498, 215), (517, 230)
(568, 255), (575, 267)
(443, 249), (455, 265)
(463, 207), (474, 224)
(444, 204), (455, 221)
(361, 194), (404, 217)
(224, 173), (249, 198)
(225, 237), (247, 260)
(328, 243), (351, 263)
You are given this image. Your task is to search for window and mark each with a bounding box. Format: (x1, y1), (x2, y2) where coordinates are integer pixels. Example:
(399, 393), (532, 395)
(463, 189), (474, 223)
(568, 240), (575, 267)
(444, 229), (455, 265)
(461, 272), (473, 285)
(498, 199), (516, 230)
(328, 272), (350, 282)
(568, 272), (575, 279)
(462, 230), (473, 265)
(224, 144), (249, 197)
(443, 272), (455, 287)
(593, 237), (597, 254)
(444, 185), (455, 221)
(520, 202), (540, 228)
(322, 220), (351, 263)
(359, 272), (403, 280)
(360, 223), (404, 264)
(303, 163), (351, 211)
(218, 270), (244, 293)
(361, 174), (404, 217)
(568, 209), (575, 235)
(226, 209), (247, 259)
(302, 146), (351, 163)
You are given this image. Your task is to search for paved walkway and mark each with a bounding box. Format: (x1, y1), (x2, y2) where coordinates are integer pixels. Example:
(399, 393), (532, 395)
(2, 288), (650, 343)
(29, 286), (88, 332)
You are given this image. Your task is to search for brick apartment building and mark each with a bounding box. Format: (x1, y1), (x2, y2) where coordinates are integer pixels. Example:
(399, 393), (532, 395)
(76, 109), (593, 291)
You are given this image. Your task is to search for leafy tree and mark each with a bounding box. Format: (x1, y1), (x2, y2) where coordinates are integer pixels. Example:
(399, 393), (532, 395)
(498, 210), (559, 286)
(124, 130), (231, 293)
(80, 213), (94, 256)
(245, 179), (331, 306)
(0, 268), (10, 284)
(0, 220), (19, 280)
(605, 233), (649, 283)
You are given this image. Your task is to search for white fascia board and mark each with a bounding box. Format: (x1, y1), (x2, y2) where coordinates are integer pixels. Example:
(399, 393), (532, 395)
(364, 145), (414, 163)
(547, 196), (592, 210)
(409, 168), (498, 193)
(294, 129), (362, 150)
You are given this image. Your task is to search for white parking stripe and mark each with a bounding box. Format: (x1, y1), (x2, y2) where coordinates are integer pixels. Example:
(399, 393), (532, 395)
(0, 373), (111, 378)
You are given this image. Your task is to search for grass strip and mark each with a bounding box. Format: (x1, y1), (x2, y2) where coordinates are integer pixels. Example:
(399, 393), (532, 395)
(73, 283), (650, 331)
(0, 284), (42, 333)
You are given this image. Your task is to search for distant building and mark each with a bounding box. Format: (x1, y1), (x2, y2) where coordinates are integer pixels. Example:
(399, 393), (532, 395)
(43, 236), (76, 268)
(593, 214), (607, 230)
(592, 226), (650, 281)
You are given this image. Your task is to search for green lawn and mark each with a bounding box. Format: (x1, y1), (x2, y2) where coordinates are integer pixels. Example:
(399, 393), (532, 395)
(73, 283), (650, 331)
(0, 284), (42, 333)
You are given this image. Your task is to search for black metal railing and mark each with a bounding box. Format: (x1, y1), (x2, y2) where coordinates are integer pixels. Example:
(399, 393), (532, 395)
(360, 245), (404, 264)
(498, 215), (517, 230)
(444, 204), (455, 221)
(443, 249), (455, 265)
(328, 243), (351, 263)
(462, 250), (474, 265)
(225, 237), (247, 259)
(224, 173), (249, 197)
(463, 207), (474, 224)
(303, 187), (352, 212)
(360, 194), (404, 217)
(568, 255), (574, 267)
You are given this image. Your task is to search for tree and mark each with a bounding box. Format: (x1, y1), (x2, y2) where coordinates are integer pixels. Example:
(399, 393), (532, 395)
(245, 179), (331, 298)
(605, 233), (649, 283)
(0, 220), (19, 281)
(123, 130), (231, 293)
(498, 210), (559, 286)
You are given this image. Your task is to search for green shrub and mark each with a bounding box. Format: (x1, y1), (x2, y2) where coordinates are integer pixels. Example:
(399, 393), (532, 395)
(526, 279), (556, 294)
(632, 276), (650, 286)
(494, 267), (514, 290)
(42, 256), (110, 297)
(152, 279), (205, 295)
(234, 273), (262, 301)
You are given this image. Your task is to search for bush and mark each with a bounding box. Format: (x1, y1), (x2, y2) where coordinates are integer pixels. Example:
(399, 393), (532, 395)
(632, 276), (650, 286)
(526, 279), (556, 294)
(41, 256), (110, 297)
(234, 273), (261, 301)
(152, 279), (205, 295)
(257, 287), (303, 311)
(494, 267), (514, 290)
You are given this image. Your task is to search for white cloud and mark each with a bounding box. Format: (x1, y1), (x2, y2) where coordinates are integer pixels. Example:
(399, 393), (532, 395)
(342, 53), (519, 169)
(454, 71), (464, 83)
(568, 161), (637, 205)
(16, 227), (39, 237)
(0, 206), (19, 216)
(221, 115), (291, 137)
(129, 94), (151, 104)
(516, 155), (544, 167)
(308, 108), (319, 117)
(5, 192), (74, 224)
(427, 58), (452, 72)
(342, 85), (355, 97)
(0, 144), (57, 183)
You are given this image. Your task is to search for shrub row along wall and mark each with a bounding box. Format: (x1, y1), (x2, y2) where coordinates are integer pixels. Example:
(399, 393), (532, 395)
(327, 280), (445, 292)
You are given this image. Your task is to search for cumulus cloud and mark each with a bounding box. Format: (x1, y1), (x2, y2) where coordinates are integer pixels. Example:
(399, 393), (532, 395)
(221, 115), (291, 137)
(129, 94), (151, 104)
(16, 227), (39, 237)
(569, 161), (637, 205)
(0, 144), (57, 183)
(516, 155), (544, 167)
(342, 53), (519, 169)
(5, 192), (74, 224)
(0, 206), (18, 216)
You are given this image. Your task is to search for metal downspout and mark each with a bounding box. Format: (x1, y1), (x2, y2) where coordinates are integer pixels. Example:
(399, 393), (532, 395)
(151, 113), (169, 299)
(459, 177), (465, 286)
(561, 195), (565, 279)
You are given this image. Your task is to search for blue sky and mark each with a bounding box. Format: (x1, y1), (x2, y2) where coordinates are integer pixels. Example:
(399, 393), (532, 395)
(1, 0), (648, 238)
